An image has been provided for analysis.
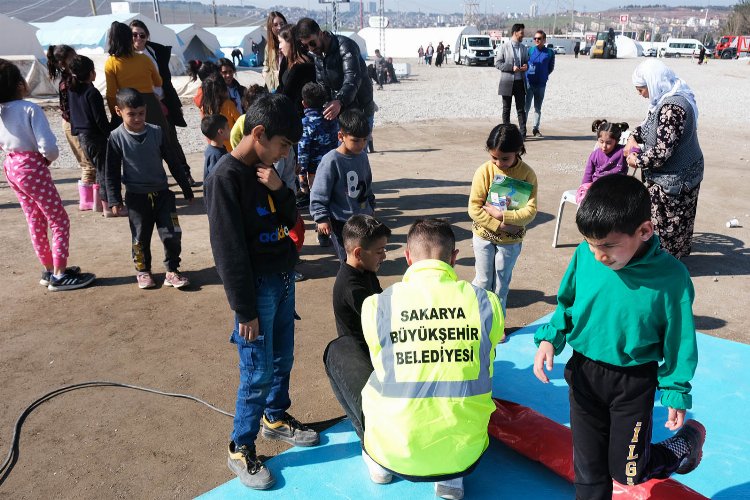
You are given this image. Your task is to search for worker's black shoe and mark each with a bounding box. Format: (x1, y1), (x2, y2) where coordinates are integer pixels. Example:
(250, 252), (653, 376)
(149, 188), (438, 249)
(261, 412), (319, 447)
(227, 441), (275, 490)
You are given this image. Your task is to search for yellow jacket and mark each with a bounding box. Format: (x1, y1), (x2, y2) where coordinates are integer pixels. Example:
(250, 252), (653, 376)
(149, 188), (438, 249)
(468, 158), (538, 245)
(104, 54), (162, 114)
(361, 259), (504, 478)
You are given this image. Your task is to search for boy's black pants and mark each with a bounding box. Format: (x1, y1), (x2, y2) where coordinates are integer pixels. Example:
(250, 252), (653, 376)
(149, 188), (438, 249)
(125, 190), (181, 273)
(565, 351), (681, 500)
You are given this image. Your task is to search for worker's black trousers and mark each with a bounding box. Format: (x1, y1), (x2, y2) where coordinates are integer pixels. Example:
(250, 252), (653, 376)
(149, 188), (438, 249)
(565, 351), (681, 500)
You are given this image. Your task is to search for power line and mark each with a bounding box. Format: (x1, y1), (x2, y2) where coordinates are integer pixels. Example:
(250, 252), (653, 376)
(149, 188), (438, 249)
(3, 0), (59, 17)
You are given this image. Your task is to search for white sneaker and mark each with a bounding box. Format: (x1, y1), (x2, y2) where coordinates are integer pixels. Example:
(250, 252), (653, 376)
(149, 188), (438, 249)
(435, 477), (464, 500)
(362, 450), (392, 484)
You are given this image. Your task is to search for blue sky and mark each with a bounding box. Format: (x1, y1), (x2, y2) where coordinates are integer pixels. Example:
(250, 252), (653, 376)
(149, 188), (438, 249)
(204, 0), (735, 15)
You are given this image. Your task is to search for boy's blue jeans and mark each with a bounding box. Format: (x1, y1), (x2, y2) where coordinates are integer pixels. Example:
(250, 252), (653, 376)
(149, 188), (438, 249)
(231, 271), (296, 448)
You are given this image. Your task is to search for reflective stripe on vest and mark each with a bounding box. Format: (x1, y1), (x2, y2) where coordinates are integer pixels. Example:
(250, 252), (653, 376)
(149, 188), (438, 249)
(369, 285), (494, 399)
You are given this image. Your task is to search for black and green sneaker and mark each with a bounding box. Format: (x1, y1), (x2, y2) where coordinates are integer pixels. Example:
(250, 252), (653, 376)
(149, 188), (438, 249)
(261, 412), (320, 447)
(227, 441), (274, 490)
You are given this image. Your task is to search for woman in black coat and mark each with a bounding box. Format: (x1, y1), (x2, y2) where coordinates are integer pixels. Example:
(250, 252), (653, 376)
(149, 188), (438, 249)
(277, 24), (316, 117)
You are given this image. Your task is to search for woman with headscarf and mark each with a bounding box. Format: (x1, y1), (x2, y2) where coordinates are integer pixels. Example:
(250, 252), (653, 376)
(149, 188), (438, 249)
(262, 11), (287, 92)
(626, 59), (703, 259)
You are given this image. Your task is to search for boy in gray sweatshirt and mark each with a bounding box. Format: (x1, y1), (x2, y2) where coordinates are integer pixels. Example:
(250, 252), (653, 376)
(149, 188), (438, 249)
(310, 109), (376, 262)
(106, 88), (194, 290)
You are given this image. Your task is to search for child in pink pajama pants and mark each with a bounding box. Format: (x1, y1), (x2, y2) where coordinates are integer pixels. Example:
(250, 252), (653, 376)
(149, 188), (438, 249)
(0, 58), (95, 291)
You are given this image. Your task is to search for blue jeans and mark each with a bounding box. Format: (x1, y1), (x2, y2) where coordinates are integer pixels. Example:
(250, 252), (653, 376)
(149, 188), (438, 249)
(472, 236), (522, 317)
(524, 84), (546, 131)
(231, 271), (296, 447)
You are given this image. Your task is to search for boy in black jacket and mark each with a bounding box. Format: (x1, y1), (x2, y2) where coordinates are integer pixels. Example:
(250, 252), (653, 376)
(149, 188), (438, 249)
(204, 93), (319, 491)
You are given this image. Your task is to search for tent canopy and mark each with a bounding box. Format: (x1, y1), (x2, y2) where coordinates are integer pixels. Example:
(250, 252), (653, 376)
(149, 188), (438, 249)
(33, 13), (181, 59)
(166, 23), (223, 62)
(615, 35), (643, 58)
(0, 14), (46, 61)
(204, 26), (263, 58)
(357, 26), (479, 59)
(339, 31), (369, 59)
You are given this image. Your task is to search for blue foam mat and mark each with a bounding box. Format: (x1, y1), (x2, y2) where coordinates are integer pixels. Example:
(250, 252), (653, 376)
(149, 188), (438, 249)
(199, 315), (750, 499)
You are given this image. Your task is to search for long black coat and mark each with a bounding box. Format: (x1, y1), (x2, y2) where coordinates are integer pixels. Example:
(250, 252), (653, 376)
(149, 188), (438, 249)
(145, 41), (187, 127)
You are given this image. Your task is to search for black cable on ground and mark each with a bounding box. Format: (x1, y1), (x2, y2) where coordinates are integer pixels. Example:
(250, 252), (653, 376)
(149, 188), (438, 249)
(0, 380), (344, 488)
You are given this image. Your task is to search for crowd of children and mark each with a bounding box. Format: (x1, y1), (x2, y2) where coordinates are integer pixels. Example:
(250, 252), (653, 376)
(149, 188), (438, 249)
(1, 35), (706, 499)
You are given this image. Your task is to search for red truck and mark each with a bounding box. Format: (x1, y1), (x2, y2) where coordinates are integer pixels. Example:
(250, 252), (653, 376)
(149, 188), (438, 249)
(715, 35), (750, 59)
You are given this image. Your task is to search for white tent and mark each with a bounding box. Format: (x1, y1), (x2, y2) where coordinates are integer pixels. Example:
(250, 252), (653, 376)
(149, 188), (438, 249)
(205, 26), (264, 63)
(340, 31), (369, 59)
(166, 23), (224, 62)
(357, 26), (479, 59)
(0, 14), (47, 61)
(615, 35), (643, 58)
(33, 13), (182, 60)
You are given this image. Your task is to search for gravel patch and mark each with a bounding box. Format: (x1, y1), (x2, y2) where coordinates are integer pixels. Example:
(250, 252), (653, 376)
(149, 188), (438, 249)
(3, 56), (745, 170)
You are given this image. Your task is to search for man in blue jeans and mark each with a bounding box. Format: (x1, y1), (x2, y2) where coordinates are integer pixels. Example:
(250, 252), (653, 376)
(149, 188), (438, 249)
(205, 93), (319, 490)
(525, 30), (555, 138)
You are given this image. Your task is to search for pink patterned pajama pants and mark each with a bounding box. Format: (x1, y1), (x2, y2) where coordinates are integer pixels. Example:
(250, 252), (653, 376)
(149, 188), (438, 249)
(3, 151), (70, 270)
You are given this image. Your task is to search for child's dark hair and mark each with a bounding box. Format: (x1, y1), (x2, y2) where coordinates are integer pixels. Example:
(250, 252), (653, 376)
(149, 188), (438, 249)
(187, 60), (202, 82)
(338, 109), (371, 138)
(68, 55), (95, 92)
(343, 215), (392, 253)
(241, 84), (267, 112)
(592, 119), (629, 141)
(188, 60), (218, 83)
(201, 114), (229, 140)
(0, 59), (25, 103)
(243, 93), (303, 143)
(46, 44), (76, 80)
(486, 123), (526, 156)
(407, 219), (456, 263)
(301, 82), (327, 109)
(576, 175), (650, 239)
(107, 22), (134, 58)
(115, 88), (145, 109)
(217, 57), (236, 72)
(201, 73), (228, 116)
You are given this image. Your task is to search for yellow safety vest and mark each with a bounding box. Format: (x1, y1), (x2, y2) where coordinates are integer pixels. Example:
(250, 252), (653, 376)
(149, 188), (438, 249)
(361, 259), (504, 478)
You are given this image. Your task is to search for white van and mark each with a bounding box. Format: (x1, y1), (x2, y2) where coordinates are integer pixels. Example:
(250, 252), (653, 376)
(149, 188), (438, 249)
(455, 35), (495, 66)
(661, 38), (706, 58)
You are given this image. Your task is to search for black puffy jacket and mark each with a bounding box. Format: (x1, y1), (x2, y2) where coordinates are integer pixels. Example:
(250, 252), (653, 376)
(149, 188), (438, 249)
(313, 33), (374, 117)
(145, 41), (187, 127)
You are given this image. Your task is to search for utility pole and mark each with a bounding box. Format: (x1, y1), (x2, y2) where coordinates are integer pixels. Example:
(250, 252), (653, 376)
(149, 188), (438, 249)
(89, 0), (97, 16)
(360, 0), (364, 30)
(332, 0), (338, 33)
(379, 0), (385, 54)
(212, 0), (218, 27)
(152, 0), (162, 23)
(553, 0), (558, 35)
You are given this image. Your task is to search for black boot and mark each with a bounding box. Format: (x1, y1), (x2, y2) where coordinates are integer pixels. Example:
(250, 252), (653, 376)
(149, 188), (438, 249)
(368, 140), (375, 153)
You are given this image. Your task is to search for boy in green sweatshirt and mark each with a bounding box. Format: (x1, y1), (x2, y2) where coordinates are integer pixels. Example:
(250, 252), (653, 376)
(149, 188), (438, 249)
(533, 174), (705, 500)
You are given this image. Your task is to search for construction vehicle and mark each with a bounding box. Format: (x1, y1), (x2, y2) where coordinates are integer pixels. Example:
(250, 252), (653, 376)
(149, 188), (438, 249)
(590, 29), (617, 59)
(715, 35), (750, 59)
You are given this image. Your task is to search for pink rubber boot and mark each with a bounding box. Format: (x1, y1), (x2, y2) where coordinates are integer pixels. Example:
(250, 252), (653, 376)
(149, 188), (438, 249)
(78, 181), (94, 211)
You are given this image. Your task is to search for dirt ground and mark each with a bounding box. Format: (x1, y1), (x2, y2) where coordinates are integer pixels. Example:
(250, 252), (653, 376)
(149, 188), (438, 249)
(0, 118), (748, 498)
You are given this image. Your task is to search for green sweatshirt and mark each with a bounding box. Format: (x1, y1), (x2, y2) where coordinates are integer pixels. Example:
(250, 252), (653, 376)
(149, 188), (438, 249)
(534, 236), (697, 410)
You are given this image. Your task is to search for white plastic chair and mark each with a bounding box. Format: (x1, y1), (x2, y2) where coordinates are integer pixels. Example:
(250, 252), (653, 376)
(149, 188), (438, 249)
(552, 190), (579, 248)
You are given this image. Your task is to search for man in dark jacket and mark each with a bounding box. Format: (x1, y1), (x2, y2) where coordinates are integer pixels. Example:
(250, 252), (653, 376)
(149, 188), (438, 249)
(296, 18), (374, 142)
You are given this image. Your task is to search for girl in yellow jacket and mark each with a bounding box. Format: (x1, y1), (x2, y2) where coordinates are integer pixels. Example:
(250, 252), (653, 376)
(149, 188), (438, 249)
(468, 124), (538, 324)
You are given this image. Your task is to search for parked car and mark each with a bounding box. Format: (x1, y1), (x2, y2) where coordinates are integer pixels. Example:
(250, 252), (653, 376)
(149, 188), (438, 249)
(642, 47), (657, 57)
(553, 46), (566, 54)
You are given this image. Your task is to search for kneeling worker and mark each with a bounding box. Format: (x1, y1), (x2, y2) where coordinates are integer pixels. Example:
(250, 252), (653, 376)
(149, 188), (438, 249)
(360, 219), (505, 499)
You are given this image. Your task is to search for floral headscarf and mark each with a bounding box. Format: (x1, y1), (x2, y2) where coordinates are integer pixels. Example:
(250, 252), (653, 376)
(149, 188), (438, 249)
(632, 59), (698, 120)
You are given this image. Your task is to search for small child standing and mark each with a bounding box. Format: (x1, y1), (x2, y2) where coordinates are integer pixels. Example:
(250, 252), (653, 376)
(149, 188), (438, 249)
(324, 214), (391, 441)
(576, 119), (634, 204)
(200, 73), (240, 152)
(67, 55), (118, 216)
(310, 109), (376, 263)
(46, 44), (97, 211)
(533, 174), (705, 499)
(105, 88), (194, 290)
(296, 82), (339, 208)
(468, 123), (537, 324)
(0, 59), (95, 291)
(201, 114), (229, 181)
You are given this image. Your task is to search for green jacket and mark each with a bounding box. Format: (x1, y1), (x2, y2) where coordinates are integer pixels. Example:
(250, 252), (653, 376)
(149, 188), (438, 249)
(534, 236), (697, 409)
